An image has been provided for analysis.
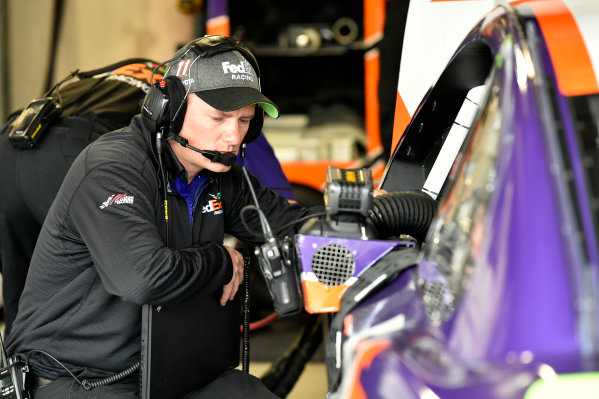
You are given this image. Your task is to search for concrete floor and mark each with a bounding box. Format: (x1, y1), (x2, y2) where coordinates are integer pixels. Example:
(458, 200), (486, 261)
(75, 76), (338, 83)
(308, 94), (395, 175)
(250, 361), (328, 399)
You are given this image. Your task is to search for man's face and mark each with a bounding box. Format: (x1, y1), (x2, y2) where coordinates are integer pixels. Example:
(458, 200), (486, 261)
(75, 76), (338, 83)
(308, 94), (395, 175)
(172, 93), (255, 176)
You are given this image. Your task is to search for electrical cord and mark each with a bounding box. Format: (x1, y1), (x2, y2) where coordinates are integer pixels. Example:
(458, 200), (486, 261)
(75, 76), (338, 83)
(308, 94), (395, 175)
(239, 155), (326, 241)
(242, 253), (251, 373)
(240, 207), (326, 241)
(239, 147), (252, 373)
(25, 350), (85, 386)
(241, 312), (279, 332)
(240, 205), (272, 239)
(81, 362), (140, 390)
(272, 212), (326, 236)
(24, 349), (139, 390)
(241, 167), (274, 240)
(156, 127), (169, 244)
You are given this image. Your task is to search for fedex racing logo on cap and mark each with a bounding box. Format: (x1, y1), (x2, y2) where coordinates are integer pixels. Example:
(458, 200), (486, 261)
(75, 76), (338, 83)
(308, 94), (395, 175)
(221, 60), (254, 82)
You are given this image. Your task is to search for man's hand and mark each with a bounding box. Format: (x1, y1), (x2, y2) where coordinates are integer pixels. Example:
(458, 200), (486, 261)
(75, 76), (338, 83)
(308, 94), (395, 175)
(221, 245), (245, 306)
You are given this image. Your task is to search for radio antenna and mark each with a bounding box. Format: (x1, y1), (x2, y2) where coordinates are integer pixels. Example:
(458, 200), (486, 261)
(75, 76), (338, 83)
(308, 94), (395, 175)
(240, 165), (303, 317)
(0, 332), (9, 368)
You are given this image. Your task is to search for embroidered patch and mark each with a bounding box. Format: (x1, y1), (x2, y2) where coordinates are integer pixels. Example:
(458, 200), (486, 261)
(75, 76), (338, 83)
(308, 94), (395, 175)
(99, 193), (134, 209)
(202, 192), (223, 215)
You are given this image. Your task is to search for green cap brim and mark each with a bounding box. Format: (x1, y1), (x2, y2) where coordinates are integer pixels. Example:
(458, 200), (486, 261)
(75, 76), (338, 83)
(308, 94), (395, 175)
(259, 102), (279, 118)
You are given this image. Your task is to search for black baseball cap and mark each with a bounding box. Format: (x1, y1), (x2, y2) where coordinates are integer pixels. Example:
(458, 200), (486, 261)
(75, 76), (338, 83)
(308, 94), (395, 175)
(164, 45), (279, 118)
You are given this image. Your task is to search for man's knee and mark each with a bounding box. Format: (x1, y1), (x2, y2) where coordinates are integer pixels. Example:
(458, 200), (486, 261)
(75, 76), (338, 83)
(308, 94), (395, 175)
(183, 369), (280, 399)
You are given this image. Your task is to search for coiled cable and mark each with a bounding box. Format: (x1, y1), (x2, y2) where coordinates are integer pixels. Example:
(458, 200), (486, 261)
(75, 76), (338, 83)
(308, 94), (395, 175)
(24, 349), (139, 390)
(81, 362), (140, 390)
(241, 253), (251, 373)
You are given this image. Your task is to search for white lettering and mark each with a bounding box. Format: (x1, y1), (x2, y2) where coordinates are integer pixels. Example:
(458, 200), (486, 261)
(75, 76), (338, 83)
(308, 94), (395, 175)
(115, 196), (134, 205)
(231, 74), (253, 81)
(105, 75), (151, 92)
(99, 194), (116, 209)
(180, 78), (195, 86)
(222, 61), (247, 74)
(99, 193), (135, 209)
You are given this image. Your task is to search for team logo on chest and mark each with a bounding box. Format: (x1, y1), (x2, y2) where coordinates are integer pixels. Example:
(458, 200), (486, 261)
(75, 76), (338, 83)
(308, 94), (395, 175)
(202, 192), (223, 215)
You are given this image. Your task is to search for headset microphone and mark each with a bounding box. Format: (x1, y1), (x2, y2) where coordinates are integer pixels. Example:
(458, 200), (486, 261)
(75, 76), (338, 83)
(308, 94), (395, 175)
(166, 134), (237, 166)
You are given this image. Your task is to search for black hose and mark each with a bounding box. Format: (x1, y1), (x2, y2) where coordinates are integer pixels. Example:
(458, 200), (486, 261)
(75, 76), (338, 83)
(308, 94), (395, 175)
(261, 314), (323, 398)
(370, 191), (438, 242)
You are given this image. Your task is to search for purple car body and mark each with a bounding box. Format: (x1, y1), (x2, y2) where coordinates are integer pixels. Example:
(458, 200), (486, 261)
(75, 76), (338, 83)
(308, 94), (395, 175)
(296, 1), (599, 398)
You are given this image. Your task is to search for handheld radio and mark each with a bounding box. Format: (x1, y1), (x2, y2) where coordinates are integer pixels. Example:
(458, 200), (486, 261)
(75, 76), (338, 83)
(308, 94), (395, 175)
(241, 167), (303, 317)
(0, 334), (29, 399)
(8, 97), (62, 149)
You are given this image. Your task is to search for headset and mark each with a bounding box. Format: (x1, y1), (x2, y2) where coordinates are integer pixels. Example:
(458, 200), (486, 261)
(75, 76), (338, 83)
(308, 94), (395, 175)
(141, 35), (265, 146)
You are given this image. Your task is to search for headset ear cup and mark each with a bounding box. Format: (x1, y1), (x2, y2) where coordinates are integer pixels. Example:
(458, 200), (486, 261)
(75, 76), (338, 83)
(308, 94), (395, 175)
(163, 76), (187, 134)
(141, 83), (169, 132)
(244, 107), (263, 144)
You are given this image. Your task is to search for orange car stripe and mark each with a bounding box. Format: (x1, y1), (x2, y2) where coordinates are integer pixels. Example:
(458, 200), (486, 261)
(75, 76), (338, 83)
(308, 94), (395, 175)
(363, 0), (385, 156)
(206, 15), (230, 36)
(526, 0), (599, 96)
(363, 0), (385, 45)
(391, 92), (411, 154)
(365, 49), (383, 154)
(347, 339), (392, 399)
(282, 160), (355, 192)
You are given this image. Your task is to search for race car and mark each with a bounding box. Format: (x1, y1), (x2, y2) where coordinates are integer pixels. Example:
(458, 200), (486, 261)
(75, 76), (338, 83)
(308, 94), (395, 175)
(291, 1), (599, 397)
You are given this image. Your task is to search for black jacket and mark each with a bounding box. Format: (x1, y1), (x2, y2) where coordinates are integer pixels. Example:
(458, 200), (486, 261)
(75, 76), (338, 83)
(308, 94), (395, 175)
(6, 115), (310, 378)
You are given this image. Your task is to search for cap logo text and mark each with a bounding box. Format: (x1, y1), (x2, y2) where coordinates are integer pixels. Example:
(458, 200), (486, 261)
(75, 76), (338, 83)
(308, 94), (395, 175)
(222, 61), (247, 74)
(175, 59), (192, 77)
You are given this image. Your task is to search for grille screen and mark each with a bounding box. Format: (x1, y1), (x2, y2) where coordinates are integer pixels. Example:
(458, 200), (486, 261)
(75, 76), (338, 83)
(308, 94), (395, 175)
(311, 243), (355, 286)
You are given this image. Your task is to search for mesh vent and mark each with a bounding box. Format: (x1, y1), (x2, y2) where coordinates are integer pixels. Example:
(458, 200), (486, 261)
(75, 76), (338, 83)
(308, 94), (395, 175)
(422, 280), (454, 325)
(311, 244), (355, 286)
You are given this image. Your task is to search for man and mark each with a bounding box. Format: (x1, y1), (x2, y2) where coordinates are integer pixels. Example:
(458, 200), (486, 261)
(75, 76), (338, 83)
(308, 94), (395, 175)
(0, 58), (294, 335)
(6, 35), (310, 398)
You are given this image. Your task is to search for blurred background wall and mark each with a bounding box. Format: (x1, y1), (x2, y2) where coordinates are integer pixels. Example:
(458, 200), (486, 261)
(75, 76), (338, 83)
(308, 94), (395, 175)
(1, 0), (198, 121)
(0, 0), (396, 202)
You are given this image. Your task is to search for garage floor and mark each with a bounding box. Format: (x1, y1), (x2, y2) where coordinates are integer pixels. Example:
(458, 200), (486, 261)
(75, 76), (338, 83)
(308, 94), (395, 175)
(251, 361), (327, 399)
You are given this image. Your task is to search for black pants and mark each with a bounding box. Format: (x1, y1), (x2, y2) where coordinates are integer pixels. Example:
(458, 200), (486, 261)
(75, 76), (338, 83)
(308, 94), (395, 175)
(0, 116), (97, 334)
(31, 370), (279, 399)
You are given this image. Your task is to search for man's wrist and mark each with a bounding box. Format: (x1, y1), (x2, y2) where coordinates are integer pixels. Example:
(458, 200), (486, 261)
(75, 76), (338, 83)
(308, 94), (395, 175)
(220, 244), (234, 284)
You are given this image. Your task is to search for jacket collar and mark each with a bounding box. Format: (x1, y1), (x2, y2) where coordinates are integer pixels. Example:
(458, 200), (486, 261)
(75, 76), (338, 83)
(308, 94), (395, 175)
(135, 115), (218, 187)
